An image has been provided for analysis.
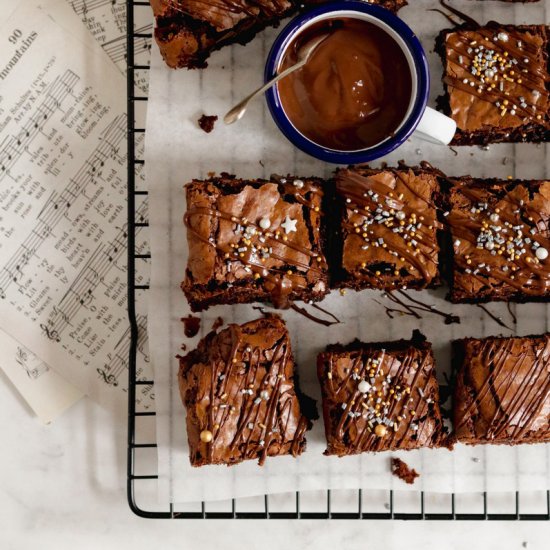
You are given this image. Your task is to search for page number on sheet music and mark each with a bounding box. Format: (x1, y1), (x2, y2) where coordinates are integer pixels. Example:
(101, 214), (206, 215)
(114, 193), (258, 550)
(8, 30), (22, 45)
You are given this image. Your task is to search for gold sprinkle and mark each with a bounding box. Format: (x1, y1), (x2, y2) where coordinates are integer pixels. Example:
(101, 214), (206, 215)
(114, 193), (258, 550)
(374, 424), (387, 437)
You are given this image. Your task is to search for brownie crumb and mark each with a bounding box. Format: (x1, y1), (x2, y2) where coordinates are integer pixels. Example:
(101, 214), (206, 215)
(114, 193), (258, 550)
(391, 457), (420, 484)
(198, 114), (218, 133)
(182, 315), (201, 338)
(211, 316), (224, 331)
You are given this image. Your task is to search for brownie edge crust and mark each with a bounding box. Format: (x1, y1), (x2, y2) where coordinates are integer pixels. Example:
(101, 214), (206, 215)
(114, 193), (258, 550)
(452, 334), (550, 445)
(178, 316), (310, 466)
(317, 330), (450, 456)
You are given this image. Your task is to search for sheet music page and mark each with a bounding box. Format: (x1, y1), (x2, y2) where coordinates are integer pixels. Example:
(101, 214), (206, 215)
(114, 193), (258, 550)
(0, 331), (82, 424)
(67, 0), (152, 93)
(0, 0), (153, 407)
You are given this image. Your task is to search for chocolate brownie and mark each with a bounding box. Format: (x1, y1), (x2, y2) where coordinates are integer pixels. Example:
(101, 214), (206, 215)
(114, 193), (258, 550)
(150, 0), (408, 69)
(178, 316), (310, 466)
(182, 173), (329, 311)
(444, 176), (550, 303)
(333, 165), (442, 291)
(452, 334), (550, 445)
(436, 22), (550, 145)
(317, 330), (449, 456)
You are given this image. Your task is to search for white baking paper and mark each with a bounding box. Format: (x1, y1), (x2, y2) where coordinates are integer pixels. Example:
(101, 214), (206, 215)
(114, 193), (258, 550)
(144, 0), (550, 502)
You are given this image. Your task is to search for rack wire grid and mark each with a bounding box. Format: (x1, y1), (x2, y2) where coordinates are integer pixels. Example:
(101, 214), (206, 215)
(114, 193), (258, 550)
(126, 0), (550, 520)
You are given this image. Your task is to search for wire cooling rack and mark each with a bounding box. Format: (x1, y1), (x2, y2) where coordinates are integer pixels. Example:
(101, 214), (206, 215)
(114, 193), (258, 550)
(126, 0), (550, 519)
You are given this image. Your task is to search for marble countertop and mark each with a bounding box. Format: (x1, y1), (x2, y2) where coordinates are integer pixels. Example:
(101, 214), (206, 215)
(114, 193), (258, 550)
(1, 370), (548, 549)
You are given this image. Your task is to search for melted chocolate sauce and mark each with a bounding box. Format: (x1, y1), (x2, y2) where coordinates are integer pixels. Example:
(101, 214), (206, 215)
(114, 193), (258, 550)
(277, 18), (412, 151)
(476, 304), (512, 330)
(437, 0), (480, 27)
(381, 291), (460, 325)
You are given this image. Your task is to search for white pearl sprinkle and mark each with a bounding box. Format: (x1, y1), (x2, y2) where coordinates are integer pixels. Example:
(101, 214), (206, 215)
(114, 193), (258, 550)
(358, 380), (371, 393)
(489, 213), (500, 222)
(395, 211), (406, 221)
(260, 390), (269, 400)
(497, 32), (509, 42)
(293, 179), (304, 189)
(485, 241), (495, 251)
(259, 217), (271, 230)
(536, 247), (548, 261)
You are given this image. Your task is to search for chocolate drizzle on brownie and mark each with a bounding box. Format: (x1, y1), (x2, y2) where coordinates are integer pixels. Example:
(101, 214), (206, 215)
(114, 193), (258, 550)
(381, 290), (460, 325)
(182, 176), (328, 311)
(453, 334), (550, 444)
(446, 179), (550, 302)
(335, 167), (442, 291)
(317, 332), (449, 456)
(444, 29), (548, 122)
(179, 317), (309, 466)
(437, 23), (550, 144)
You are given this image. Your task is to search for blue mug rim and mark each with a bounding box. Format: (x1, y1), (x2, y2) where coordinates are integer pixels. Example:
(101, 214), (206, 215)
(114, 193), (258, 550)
(264, 1), (430, 164)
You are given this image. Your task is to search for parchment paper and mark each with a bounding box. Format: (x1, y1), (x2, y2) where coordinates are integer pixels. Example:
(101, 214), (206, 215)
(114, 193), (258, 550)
(144, 0), (550, 503)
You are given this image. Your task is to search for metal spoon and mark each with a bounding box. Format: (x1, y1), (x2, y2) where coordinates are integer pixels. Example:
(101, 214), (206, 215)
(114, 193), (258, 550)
(223, 33), (329, 125)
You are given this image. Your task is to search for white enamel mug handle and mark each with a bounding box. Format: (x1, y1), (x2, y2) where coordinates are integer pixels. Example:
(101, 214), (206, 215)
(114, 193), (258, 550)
(413, 107), (457, 145)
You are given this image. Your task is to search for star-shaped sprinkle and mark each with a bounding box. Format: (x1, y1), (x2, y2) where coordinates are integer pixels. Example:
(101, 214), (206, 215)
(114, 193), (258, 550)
(281, 215), (297, 234)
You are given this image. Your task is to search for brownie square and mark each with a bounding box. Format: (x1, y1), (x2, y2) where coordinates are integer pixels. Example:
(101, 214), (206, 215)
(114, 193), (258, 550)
(452, 334), (550, 445)
(182, 173), (329, 311)
(444, 177), (550, 303)
(151, 0), (408, 69)
(317, 330), (449, 456)
(333, 165), (442, 291)
(178, 316), (310, 466)
(436, 23), (550, 145)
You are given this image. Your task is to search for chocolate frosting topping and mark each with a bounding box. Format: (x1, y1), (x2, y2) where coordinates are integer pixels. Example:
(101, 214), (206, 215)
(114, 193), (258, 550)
(151, 0), (291, 32)
(178, 316), (310, 466)
(443, 25), (549, 133)
(335, 167), (441, 290)
(453, 334), (550, 444)
(182, 175), (328, 310)
(317, 331), (448, 456)
(446, 178), (550, 302)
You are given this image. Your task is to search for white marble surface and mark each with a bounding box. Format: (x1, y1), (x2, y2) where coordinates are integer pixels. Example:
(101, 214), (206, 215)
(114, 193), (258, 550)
(2, 370), (549, 549)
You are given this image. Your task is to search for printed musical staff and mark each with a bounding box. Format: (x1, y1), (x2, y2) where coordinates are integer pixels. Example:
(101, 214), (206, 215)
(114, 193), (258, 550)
(70, 0), (115, 17)
(97, 315), (152, 405)
(0, 70), (79, 181)
(0, 113), (127, 298)
(43, 200), (147, 338)
(102, 24), (153, 65)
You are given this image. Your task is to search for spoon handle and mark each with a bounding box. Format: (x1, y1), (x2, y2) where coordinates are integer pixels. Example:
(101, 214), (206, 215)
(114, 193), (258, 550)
(223, 59), (307, 125)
